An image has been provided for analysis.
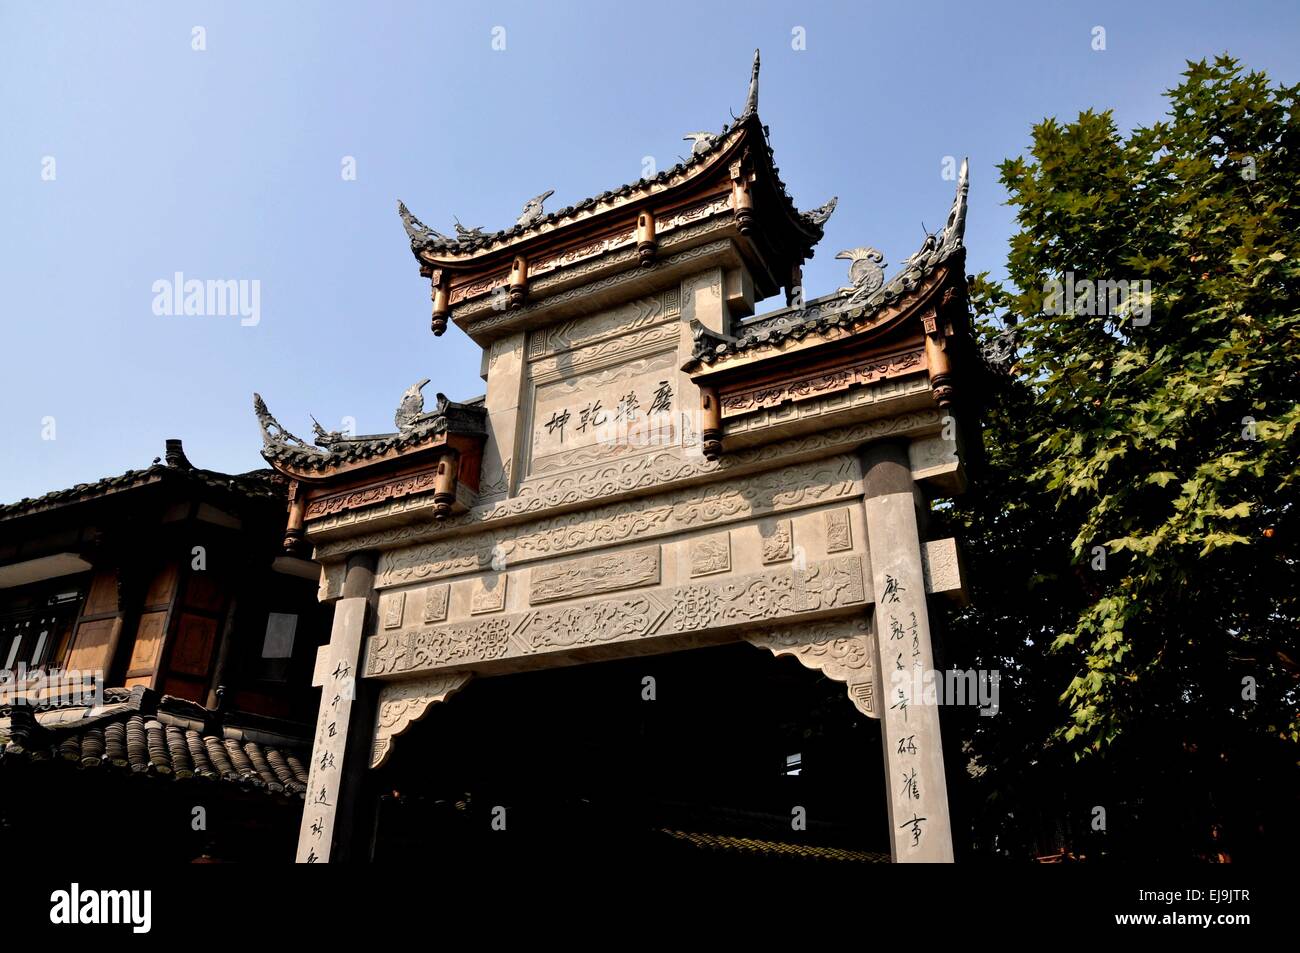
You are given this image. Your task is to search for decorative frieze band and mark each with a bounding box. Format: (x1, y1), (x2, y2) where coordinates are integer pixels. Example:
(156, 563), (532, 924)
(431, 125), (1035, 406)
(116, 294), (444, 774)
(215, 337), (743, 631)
(720, 348), (925, 418)
(363, 555), (867, 678)
(311, 410), (942, 557)
(373, 455), (858, 589)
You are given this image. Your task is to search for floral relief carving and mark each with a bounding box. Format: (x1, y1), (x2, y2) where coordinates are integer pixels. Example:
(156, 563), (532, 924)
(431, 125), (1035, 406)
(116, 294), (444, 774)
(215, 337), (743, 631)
(746, 617), (876, 718)
(371, 672), (472, 769)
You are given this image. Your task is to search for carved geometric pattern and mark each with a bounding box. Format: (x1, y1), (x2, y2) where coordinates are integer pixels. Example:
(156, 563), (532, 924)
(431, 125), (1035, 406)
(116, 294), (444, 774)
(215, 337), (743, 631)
(363, 556), (866, 678)
(371, 672), (472, 769)
(746, 616), (876, 718)
(826, 509), (853, 553)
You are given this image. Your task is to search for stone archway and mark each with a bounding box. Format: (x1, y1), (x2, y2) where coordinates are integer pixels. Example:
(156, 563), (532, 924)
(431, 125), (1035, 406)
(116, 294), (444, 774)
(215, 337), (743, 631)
(365, 641), (890, 865)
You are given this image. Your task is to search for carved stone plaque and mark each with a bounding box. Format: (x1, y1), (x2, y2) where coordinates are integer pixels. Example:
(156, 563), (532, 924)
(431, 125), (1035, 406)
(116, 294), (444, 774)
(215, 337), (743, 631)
(689, 533), (731, 577)
(826, 508), (853, 553)
(469, 575), (508, 615)
(382, 592), (405, 630)
(530, 545), (660, 605)
(761, 519), (793, 564)
(421, 584), (449, 623)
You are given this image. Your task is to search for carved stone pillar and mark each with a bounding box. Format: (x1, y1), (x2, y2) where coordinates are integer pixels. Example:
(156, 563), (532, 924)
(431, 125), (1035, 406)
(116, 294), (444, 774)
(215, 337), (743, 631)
(296, 551), (378, 863)
(860, 441), (954, 862)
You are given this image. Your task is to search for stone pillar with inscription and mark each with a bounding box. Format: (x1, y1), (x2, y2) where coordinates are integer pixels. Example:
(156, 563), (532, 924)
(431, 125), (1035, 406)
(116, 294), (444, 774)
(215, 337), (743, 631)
(296, 552), (378, 864)
(861, 441), (954, 862)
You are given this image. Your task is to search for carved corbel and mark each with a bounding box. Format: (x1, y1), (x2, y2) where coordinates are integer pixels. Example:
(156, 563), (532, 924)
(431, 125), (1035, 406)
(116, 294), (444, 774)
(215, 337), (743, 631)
(729, 154), (756, 235)
(700, 385), (722, 460)
(371, 672), (472, 769)
(508, 255), (528, 309)
(284, 479), (308, 556)
(432, 448), (461, 521)
(635, 210), (657, 267)
(922, 305), (956, 408)
(428, 268), (450, 336)
(746, 617), (877, 719)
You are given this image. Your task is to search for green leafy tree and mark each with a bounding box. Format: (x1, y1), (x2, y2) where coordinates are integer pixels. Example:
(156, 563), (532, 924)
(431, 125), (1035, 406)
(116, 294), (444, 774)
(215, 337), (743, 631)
(945, 56), (1299, 860)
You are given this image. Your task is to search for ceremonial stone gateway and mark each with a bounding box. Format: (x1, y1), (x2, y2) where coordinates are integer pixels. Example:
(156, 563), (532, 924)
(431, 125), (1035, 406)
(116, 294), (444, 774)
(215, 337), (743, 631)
(254, 51), (979, 863)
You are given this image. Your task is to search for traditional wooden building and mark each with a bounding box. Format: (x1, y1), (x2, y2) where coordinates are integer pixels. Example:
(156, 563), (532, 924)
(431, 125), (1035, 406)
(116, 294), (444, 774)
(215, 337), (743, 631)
(255, 51), (980, 864)
(0, 440), (329, 861)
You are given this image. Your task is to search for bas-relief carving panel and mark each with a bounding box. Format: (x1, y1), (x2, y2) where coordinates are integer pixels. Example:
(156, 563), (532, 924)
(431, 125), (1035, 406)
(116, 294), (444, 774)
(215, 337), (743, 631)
(374, 455), (860, 589)
(689, 533), (731, 577)
(761, 519), (793, 564)
(530, 545), (660, 604)
(310, 410), (942, 554)
(364, 555), (867, 678)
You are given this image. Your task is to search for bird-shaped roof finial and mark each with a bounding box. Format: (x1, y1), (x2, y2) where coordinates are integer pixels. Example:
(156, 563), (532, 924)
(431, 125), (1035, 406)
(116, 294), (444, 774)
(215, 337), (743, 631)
(682, 132), (717, 157)
(516, 189), (555, 228)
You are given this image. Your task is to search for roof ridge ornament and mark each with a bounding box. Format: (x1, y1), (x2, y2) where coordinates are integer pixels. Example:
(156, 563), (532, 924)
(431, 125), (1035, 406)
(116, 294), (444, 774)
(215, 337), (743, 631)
(397, 200), (448, 245)
(453, 217), (487, 241)
(836, 247), (887, 305)
(803, 196), (838, 227)
(682, 132), (717, 157)
(516, 189), (555, 228)
(253, 394), (327, 456)
(743, 49), (760, 117)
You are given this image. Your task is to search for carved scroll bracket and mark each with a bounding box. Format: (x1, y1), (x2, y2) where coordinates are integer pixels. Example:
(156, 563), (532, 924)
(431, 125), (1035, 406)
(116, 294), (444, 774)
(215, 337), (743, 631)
(371, 672), (472, 769)
(746, 616), (876, 719)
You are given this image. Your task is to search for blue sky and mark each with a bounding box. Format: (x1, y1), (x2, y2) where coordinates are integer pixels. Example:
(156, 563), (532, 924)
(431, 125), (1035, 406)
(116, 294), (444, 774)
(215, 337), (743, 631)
(2, 0), (1296, 502)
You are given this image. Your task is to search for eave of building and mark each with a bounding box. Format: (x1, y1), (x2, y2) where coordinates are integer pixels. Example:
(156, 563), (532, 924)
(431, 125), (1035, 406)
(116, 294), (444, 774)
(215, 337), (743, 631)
(687, 260), (956, 385)
(411, 110), (817, 271)
(262, 429), (454, 483)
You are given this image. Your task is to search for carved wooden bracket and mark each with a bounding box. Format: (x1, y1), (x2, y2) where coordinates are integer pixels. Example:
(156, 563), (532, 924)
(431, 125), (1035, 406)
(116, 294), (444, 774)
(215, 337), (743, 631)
(284, 479), (308, 556)
(428, 268), (450, 336)
(371, 671), (472, 769)
(729, 152), (756, 235)
(746, 616), (877, 718)
(635, 210), (657, 267)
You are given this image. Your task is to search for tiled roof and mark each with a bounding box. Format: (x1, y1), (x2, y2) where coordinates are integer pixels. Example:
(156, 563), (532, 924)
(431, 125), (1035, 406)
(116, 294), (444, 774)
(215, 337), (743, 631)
(661, 829), (888, 863)
(0, 689), (310, 800)
(686, 159), (970, 368)
(254, 387), (487, 473)
(0, 441), (283, 521)
(396, 52), (829, 261)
